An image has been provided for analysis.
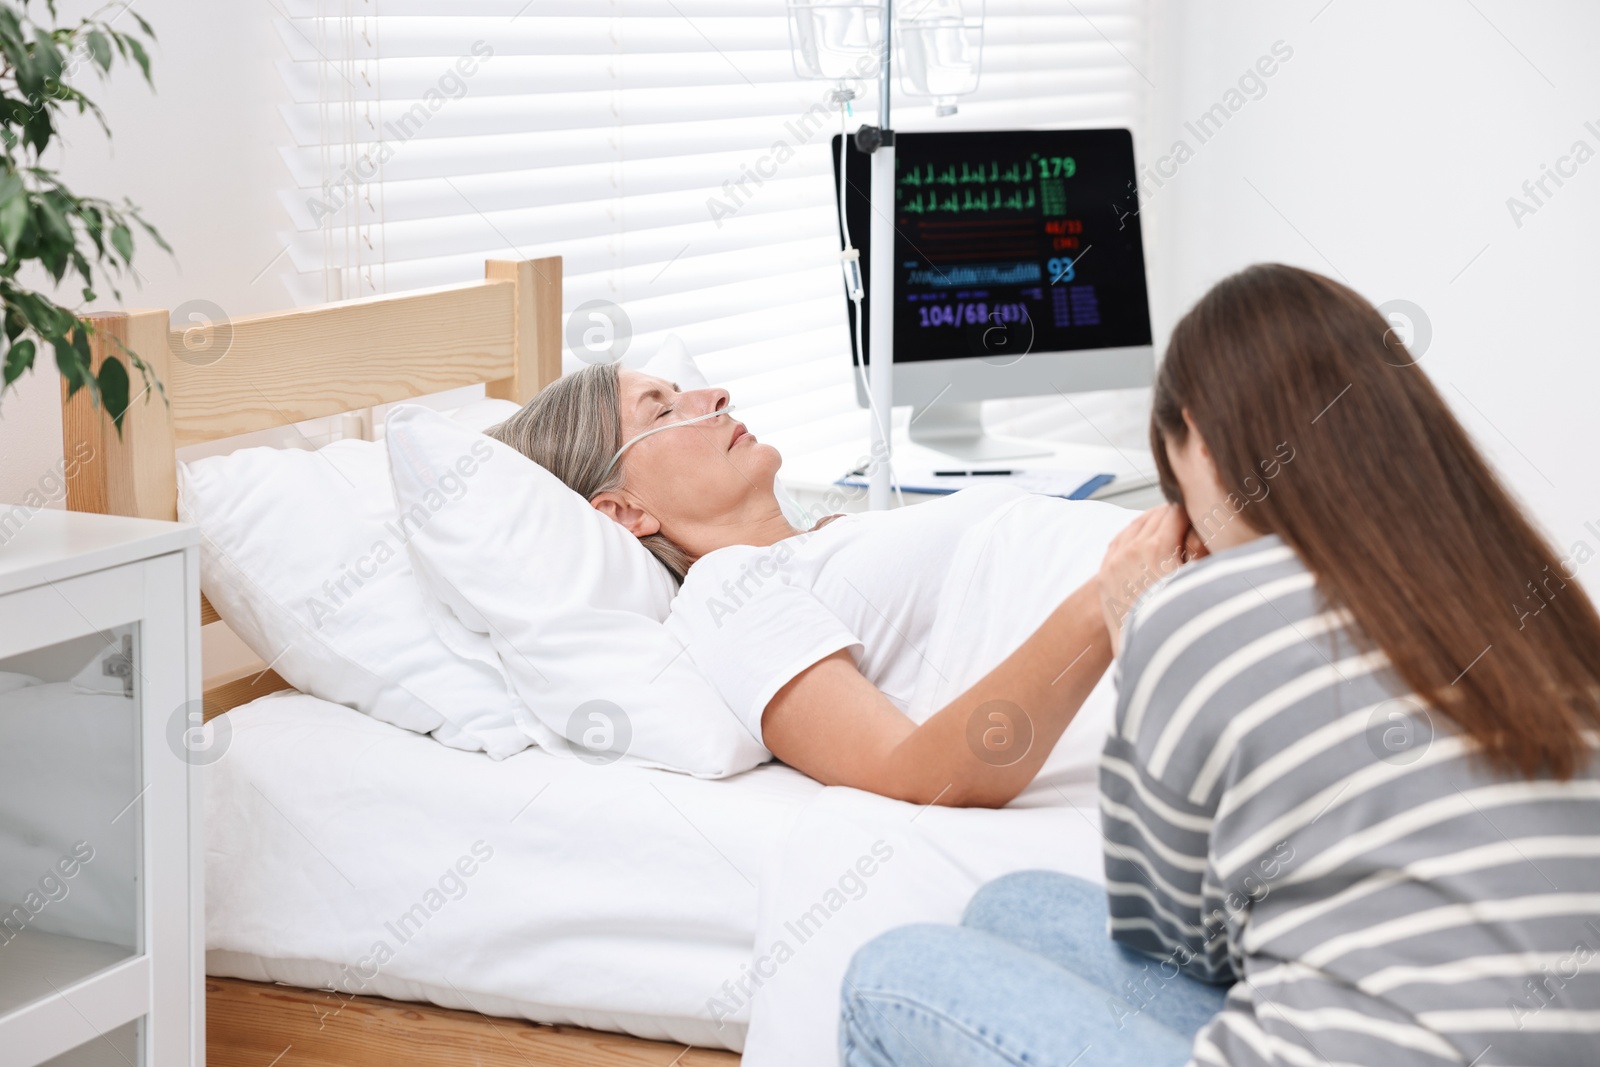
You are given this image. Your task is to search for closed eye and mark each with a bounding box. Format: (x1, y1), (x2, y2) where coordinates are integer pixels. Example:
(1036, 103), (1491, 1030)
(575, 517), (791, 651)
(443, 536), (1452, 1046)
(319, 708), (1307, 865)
(638, 382), (681, 422)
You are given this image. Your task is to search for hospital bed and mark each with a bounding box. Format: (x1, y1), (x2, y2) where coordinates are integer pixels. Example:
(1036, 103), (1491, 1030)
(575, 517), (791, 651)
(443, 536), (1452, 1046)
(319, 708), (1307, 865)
(59, 257), (1119, 1067)
(59, 256), (747, 1065)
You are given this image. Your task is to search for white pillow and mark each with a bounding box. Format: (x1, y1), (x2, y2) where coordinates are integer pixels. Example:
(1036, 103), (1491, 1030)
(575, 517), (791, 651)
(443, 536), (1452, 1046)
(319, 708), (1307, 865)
(178, 400), (538, 759)
(384, 403), (771, 778)
(630, 332), (703, 385)
(0, 672), (42, 695)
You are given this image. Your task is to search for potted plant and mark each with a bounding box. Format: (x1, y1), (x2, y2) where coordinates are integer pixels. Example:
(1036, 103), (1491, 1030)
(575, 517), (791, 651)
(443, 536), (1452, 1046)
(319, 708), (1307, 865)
(0, 0), (163, 432)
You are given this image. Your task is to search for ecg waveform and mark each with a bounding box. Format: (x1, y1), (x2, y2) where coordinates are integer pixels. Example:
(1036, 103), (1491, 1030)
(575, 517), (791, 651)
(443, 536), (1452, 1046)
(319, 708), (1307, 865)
(901, 160), (1029, 187)
(902, 187), (1040, 215)
(898, 155), (1076, 188)
(897, 154), (1078, 215)
(904, 262), (1043, 288)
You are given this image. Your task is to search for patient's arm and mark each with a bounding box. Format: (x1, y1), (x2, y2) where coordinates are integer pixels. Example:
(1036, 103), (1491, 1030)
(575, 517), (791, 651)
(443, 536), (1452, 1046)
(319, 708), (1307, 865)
(760, 578), (1111, 809)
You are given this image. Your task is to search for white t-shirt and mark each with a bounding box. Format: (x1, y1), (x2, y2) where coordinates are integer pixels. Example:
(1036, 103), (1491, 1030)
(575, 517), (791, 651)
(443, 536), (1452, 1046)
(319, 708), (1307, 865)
(666, 484), (1127, 747)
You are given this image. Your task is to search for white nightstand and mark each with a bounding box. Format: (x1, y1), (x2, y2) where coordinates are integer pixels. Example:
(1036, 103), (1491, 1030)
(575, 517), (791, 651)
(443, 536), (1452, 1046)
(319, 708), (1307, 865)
(0, 508), (203, 1066)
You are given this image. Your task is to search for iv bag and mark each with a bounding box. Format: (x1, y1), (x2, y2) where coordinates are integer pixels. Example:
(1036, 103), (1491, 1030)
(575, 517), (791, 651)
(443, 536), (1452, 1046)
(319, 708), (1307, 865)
(787, 0), (885, 82)
(897, 0), (984, 116)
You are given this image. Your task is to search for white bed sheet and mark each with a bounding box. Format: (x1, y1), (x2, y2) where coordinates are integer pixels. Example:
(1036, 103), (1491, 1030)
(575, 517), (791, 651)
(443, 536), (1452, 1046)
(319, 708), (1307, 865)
(204, 691), (823, 1050)
(737, 493), (1133, 1066)
(210, 495), (1135, 1062)
(739, 752), (1111, 1066)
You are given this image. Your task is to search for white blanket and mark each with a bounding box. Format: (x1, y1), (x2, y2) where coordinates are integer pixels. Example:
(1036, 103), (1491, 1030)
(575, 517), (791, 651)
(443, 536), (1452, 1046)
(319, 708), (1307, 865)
(739, 495), (1133, 1066)
(204, 693), (823, 1049)
(204, 494), (1132, 1061)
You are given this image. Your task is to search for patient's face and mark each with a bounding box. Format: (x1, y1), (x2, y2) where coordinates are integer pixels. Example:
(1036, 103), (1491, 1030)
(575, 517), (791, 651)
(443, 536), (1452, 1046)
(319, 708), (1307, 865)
(609, 369), (782, 536)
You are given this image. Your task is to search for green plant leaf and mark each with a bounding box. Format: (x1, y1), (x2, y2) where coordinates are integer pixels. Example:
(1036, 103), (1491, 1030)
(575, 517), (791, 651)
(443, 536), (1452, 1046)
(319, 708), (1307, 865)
(110, 222), (132, 262)
(86, 29), (112, 72)
(134, 214), (170, 253)
(23, 107), (53, 153)
(97, 351), (129, 432)
(3, 337), (34, 385)
(0, 9), (25, 57)
(0, 2), (164, 424)
(0, 184), (26, 255)
(37, 195), (71, 238)
(53, 333), (91, 397)
(34, 27), (64, 84)
(124, 36), (150, 82)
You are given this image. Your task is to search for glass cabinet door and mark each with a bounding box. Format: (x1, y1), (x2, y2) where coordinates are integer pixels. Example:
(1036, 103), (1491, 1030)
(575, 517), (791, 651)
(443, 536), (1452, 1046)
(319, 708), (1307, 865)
(0, 622), (142, 1049)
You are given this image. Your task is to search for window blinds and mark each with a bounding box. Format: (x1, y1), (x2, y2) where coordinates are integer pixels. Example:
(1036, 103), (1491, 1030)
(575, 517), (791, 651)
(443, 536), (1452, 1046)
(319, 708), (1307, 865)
(274, 0), (1150, 462)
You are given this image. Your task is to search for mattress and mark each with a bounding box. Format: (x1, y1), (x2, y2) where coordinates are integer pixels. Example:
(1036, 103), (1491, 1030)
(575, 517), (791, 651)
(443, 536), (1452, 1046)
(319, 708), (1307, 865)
(204, 691), (823, 1050)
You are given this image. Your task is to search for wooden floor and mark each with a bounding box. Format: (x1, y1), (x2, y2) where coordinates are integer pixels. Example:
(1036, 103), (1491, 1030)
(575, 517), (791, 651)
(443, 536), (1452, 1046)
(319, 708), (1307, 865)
(207, 977), (741, 1067)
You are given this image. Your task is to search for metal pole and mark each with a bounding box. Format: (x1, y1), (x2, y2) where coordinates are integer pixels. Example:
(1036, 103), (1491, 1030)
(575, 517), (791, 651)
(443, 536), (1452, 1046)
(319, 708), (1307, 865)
(878, 0), (893, 121)
(868, 0), (895, 510)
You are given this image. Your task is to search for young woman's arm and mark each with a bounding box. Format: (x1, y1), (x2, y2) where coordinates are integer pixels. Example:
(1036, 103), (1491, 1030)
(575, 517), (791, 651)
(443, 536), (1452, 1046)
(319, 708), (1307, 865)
(760, 577), (1111, 808)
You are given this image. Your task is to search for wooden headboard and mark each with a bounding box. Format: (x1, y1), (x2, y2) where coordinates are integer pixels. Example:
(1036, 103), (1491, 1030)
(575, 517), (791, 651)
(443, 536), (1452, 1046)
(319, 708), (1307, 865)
(60, 256), (563, 718)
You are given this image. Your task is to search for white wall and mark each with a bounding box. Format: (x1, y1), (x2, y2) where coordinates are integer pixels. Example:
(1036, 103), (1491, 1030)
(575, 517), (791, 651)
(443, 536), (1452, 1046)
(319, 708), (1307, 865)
(1145, 0), (1599, 595)
(0, 0), (289, 505)
(5, 0), (1596, 606)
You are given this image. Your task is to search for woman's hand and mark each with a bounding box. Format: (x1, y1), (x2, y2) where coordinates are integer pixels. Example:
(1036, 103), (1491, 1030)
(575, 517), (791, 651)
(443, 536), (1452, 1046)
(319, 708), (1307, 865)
(1098, 504), (1197, 658)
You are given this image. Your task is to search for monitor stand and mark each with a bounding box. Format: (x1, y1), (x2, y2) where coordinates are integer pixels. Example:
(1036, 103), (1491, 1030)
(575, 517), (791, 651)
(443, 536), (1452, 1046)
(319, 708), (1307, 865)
(906, 401), (1053, 463)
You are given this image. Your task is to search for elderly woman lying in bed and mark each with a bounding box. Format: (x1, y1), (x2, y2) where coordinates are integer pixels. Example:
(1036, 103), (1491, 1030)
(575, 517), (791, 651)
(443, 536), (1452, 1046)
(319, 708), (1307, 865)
(487, 362), (1156, 808)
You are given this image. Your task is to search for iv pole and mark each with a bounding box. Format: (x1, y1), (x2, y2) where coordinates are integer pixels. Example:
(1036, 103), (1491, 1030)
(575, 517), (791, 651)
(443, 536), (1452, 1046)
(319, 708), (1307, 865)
(801, 0), (984, 508)
(865, 0), (895, 511)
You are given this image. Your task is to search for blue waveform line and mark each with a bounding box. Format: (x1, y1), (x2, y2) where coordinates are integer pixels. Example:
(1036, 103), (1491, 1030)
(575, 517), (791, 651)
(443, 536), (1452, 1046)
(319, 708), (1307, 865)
(905, 262), (1043, 289)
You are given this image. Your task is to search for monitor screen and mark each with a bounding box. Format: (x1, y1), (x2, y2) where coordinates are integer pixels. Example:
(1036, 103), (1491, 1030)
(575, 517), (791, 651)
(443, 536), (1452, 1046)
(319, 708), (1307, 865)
(836, 128), (1152, 366)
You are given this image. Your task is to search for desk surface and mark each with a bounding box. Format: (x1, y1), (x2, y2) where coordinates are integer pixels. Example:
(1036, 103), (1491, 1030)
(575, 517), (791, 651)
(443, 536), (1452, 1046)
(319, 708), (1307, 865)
(780, 432), (1166, 513)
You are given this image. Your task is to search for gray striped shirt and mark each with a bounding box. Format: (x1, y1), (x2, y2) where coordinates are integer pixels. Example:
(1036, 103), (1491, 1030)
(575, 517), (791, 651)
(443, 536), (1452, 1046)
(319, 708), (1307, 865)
(1100, 533), (1600, 1067)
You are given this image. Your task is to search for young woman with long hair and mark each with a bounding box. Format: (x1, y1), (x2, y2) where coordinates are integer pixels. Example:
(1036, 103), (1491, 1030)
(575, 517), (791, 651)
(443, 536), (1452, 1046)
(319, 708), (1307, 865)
(841, 263), (1600, 1067)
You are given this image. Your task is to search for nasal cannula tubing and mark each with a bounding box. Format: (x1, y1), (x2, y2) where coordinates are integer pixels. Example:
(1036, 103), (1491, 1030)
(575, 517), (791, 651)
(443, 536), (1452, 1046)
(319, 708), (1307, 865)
(597, 405), (738, 485)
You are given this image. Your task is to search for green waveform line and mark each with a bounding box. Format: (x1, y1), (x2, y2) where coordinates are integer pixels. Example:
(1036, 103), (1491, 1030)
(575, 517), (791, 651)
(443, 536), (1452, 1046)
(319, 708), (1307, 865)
(897, 155), (1076, 189)
(898, 159), (1034, 188)
(900, 186), (1040, 215)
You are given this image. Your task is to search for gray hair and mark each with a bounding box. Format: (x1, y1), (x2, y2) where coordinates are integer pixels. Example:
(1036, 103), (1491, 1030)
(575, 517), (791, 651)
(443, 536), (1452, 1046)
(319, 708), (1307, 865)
(485, 362), (693, 583)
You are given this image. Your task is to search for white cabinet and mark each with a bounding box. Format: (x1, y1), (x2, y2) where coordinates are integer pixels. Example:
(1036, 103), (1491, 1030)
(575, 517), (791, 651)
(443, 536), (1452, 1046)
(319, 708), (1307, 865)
(0, 508), (202, 1066)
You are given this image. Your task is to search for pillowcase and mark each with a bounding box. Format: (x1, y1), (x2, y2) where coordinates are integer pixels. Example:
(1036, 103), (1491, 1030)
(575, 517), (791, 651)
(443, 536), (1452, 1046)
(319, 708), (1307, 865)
(0, 672), (42, 695)
(178, 400), (538, 758)
(383, 403), (771, 778)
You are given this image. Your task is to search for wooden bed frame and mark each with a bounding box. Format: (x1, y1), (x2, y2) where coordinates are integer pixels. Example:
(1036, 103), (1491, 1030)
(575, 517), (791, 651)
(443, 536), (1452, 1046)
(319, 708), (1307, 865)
(60, 257), (741, 1066)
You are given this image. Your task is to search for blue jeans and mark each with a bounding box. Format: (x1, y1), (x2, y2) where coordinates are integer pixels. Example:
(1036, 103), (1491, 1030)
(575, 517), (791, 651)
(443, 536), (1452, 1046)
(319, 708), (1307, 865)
(840, 871), (1228, 1067)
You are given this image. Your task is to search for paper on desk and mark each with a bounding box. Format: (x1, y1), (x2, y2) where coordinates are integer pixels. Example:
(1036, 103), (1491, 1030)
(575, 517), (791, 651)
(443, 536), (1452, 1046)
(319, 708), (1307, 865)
(834, 467), (1116, 499)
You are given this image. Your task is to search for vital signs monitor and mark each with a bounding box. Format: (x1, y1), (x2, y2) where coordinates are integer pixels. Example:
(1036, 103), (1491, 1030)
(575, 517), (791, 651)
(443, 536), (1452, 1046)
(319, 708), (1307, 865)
(835, 127), (1154, 460)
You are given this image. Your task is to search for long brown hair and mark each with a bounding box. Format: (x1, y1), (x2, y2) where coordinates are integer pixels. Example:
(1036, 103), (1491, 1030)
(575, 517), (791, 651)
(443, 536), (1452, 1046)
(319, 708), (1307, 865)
(1153, 263), (1600, 779)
